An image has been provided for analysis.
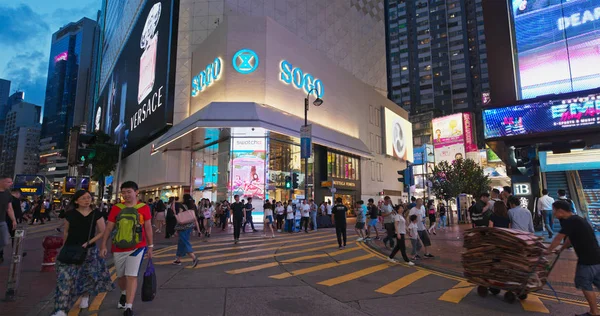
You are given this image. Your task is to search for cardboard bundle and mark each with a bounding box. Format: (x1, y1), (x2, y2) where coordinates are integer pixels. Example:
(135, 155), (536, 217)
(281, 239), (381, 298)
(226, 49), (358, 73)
(462, 227), (549, 292)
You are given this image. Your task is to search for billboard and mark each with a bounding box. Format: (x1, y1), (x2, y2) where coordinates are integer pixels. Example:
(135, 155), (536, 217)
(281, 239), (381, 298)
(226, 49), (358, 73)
(13, 175), (45, 196)
(94, 0), (178, 156)
(510, 0), (600, 99)
(63, 177), (90, 194)
(482, 93), (600, 139)
(432, 113), (478, 164)
(384, 108), (413, 162)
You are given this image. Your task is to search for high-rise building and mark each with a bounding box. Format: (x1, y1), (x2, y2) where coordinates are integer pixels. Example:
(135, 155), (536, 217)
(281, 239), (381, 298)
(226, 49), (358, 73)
(0, 100), (42, 177)
(385, 0), (489, 144)
(42, 17), (98, 150)
(0, 79), (10, 120)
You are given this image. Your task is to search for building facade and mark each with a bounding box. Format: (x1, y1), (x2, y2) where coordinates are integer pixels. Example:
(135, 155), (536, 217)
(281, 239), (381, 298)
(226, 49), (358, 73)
(385, 0), (489, 143)
(93, 0), (411, 208)
(38, 137), (69, 186)
(42, 17), (98, 150)
(0, 101), (42, 177)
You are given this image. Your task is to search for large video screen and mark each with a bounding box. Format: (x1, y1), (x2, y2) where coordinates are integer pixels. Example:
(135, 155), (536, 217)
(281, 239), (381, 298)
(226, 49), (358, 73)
(384, 108), (413, 162)
(93, 0), (178, 156)
(510, 0), (600, 99)
(482, 93), (600, 139)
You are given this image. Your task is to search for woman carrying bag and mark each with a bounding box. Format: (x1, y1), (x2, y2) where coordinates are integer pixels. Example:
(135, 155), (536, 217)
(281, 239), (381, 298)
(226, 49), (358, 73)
(51, 190), (113, 316)
(172, 194), (200, 267)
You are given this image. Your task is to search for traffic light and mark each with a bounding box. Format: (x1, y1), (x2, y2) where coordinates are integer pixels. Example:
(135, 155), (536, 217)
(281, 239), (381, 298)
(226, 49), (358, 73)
(78, 133), (97, 163)
(292, 172), (299, 189)
(397, 169), (413, 187)
(105, 184), (113, 199)
(285, 176), (292, 189)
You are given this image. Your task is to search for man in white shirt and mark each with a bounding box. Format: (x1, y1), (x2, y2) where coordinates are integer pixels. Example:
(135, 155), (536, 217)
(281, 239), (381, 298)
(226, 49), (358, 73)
(285, 200), (295, 233)
(408, 198), (434, 258)
(299, 200), (311, 233)
(537, 189), (555, 238)
(326, 201), (333, 215)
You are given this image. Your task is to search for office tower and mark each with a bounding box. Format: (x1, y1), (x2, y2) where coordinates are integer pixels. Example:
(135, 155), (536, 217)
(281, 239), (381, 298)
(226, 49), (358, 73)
(385, 0), (489, 144)
(0, 100), (42, 177)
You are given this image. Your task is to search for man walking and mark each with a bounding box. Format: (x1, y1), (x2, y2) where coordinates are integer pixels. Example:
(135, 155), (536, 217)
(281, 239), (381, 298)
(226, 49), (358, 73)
(100, 181), (153, 316)
(408, 198), (434, 258)
(537, 189), (555, 238)
(243, 197), (257, 233)
(366, 198), (380, 240)
(300, 200), (310, 233)
(309, 199), (318, 231)
(331, 197), (348, 249)
(354, 201), (366, 241)
(547, 200), (600, 316)
(231, 195), (245, 243)
(0, 176), (17, 264)
(470, 193), (491, 227)
(507, 196), (534, 233)
(557, 189), (577, 215)
(381, 196), (395, 248)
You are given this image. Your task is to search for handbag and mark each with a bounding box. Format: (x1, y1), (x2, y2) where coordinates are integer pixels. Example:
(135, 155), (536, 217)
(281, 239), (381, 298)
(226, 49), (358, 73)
(57, 211), (96, 265)
(175, 205), (196, 225)
(141, 259), (157, 301)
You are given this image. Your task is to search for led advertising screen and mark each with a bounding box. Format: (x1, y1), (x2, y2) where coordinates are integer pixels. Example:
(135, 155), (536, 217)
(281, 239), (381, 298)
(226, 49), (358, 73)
(13, 175), (45, 196)
(384, 108), (413, 162)
(94, 0), (178, 156)
(230, 134), (266, 220)
(433, 113), (466, 164)
(483, 93), (600, 139)
(510, 0), (600, 99)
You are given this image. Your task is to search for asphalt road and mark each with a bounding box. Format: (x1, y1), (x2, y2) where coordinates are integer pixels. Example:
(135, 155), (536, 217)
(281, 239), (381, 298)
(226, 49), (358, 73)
(31, 228), (592, 316)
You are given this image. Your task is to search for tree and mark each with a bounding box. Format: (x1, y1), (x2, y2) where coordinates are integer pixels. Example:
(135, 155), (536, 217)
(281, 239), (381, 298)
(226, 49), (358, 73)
(428, 158), (491, 201)
(83, 131), (119, 199)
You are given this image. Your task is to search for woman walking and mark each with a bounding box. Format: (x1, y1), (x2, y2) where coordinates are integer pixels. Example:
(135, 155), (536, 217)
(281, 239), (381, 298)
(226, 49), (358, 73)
(275, 202), (285, 232)
(154, 199), (166, 233)
(165, 197), (178, 238)
(221, 201), (231, 231)
(263, 200), (275, 238)
(51, 190), (113, 316)
(427, 200), (437, 235)
(173, 194), (200, 266)
(203, 201), (214, 238)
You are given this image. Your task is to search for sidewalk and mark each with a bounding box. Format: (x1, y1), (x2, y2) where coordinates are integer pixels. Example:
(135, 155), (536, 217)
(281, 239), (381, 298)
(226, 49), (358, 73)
(365, 223), (583, 300)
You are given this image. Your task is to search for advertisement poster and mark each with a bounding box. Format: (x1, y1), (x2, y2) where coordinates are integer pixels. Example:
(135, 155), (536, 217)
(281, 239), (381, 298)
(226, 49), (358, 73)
(230, 132), (266, 218)
(510, 0), (600, 99)
(483, 95), (600, 139)
(384, 108), (414, 162)
(94, 0), (178, 156)
(432, 113), (466, 163)
(462, 113), (478, 153)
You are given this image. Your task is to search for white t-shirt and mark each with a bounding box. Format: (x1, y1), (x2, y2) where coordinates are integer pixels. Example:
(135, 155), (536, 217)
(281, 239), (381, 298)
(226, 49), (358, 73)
(294, 209), (302, 220)
(409, 206), (426, 231)
(286, 206), (295, 219)
(393, 214), (406, 235)
(276, 206), (285, 215)
(326, 204), (333, 215)
(408, 222), (419, 240)
(203, 206), (213, 219)
(320, 204), (326, 214)
(301, 204), (311, 217)
(264, 207), (273, 217)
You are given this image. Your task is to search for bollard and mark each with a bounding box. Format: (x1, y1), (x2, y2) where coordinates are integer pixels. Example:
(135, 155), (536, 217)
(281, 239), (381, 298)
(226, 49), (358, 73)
(41, 235), (63, 272)
(4, 229), (25, 302)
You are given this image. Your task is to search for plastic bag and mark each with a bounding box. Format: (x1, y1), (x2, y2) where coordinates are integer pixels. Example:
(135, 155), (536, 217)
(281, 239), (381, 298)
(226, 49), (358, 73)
(141, 259), (157, 301)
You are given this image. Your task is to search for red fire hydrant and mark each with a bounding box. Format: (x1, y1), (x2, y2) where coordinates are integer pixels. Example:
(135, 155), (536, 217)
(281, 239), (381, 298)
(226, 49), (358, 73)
(41, 235), (63, 272)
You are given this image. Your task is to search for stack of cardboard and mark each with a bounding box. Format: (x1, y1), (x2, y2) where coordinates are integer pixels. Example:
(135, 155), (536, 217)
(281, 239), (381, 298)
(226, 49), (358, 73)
(462, 227), (549, 292)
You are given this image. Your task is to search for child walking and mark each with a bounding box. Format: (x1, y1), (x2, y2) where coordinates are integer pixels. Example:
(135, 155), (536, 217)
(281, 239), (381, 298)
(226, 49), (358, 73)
(408, 214), (422, 260)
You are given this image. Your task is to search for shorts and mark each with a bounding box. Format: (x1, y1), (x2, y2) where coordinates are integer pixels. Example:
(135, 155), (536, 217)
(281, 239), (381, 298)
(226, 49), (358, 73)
(113, 248), (146, 278)
(418, 230), (431, 247)
(155, 211), (165, 221)
(206, 218), (214, 227)
(355, 222), (365, 229)
(265, 215), (273, 224)
(575, 264), (600, 291)
(368, 218), (378, 227)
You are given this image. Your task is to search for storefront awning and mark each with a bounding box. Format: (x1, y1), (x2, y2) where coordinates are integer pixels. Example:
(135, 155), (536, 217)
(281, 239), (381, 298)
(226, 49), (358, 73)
(153, 102), (373, 158)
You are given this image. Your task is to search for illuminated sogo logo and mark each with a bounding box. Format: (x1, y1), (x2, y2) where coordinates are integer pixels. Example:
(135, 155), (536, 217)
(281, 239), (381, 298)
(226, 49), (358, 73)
(191, 57), (223, 97)
(279, 60), (324, 98)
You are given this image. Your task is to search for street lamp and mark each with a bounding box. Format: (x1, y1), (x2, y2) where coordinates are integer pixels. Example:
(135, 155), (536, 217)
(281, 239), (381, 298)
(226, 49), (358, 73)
(304, 88), (323, 199)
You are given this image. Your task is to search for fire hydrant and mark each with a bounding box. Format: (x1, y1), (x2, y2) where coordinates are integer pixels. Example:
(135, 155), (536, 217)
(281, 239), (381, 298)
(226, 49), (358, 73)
(41, 235), (63, 272)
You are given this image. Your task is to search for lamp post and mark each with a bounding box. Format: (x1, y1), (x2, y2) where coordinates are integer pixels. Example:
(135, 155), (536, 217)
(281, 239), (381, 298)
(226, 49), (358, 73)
(303, 88), (323, 200)
(425, 147), (434, 200)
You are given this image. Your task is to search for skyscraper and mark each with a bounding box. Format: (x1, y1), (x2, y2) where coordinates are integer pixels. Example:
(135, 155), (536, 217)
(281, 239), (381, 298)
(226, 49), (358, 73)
(42, 17), (98, 149)
(0, 100), (42, 177)
(0, 79), (10, 121)
(385, 0), (488, 145)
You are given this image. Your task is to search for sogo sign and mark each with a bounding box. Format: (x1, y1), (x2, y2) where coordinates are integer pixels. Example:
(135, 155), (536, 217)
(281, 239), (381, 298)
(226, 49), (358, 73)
(279, 60), (324, 98)
(191, 57), (223, 97)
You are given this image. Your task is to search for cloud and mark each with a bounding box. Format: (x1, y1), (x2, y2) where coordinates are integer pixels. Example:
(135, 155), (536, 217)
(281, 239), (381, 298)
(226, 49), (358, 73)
(3, 51), (48, 106)
(51, 0), (100, 24)
(0, 4), (50, 46)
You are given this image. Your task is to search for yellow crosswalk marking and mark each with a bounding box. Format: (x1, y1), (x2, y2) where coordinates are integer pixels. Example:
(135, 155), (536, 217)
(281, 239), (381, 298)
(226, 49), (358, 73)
(155, 235), (334, 265)
(375, 270), (431, 295)
(438, 281), (475, 303)
(190, 243), (346, 269)
(269, 254), (375, 280)
(226, 247), (360, 275)
(88, 269), (117, 312)
(68, 297), (82, 316)
(317, 263), (391, 286)
(521, 295), (550, 314)
(153, 233), (331, 258)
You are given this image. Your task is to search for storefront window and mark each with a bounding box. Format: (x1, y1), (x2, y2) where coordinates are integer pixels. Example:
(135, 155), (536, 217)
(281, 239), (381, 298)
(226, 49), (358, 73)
(192, 129), (231, 203)
(267, 132), (310, 202)
(327, 151), (360, 181)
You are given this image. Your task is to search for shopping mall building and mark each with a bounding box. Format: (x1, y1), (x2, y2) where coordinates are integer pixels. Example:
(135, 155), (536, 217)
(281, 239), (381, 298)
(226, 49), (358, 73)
(94, 0), (412, 210)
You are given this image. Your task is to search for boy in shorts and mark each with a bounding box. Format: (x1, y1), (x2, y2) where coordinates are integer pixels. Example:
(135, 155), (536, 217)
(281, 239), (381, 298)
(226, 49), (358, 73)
(100, 181), (153, 316)
(355, 201), (366, 241)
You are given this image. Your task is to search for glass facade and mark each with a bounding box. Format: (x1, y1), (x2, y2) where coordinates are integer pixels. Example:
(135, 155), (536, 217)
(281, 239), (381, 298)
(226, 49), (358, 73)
(327, 151), (359, 181)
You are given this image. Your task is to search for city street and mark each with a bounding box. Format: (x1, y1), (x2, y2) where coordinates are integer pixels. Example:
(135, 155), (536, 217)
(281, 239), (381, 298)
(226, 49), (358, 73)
(19, 222), (591, 316)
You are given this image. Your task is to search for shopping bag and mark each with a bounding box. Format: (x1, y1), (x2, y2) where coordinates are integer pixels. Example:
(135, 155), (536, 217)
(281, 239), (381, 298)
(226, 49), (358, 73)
(141, 259), (157, 302)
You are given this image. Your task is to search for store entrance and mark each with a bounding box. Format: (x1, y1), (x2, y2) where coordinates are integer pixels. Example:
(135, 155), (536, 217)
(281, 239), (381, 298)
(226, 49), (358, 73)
(335, 193), (356, 217)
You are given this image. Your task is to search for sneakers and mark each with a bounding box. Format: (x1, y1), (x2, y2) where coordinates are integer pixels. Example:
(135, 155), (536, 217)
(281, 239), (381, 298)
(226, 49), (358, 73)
(51, 311), (67, 316)
(234, 239), (239, 244)
(192, 258), (199, 268)
(80, 296), (89, 309)
(277, 229), (282, 233)
(424, 253), (435, 258)
(118, 294), (126, 309)
(356, 237), (364, 242)
(172, 260), (182, 266)
(124, 308), (134, 316)
(387, 257), (398, 263)
(407, 261), (415, 266)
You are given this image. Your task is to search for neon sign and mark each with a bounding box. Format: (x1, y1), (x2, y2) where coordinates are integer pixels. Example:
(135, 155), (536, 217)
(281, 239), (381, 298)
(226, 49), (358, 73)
(279, 60), (324, 98)
(54, 52), (68, 63)
(232, 49), (259, 74)
(191, 57), (223, 97)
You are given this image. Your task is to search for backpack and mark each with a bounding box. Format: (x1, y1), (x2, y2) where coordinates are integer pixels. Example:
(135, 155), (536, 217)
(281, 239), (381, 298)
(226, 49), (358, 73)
(113, 203), (145, 249)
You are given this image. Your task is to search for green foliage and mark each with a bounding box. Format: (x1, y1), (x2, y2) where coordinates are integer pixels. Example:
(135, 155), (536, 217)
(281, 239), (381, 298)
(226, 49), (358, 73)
(428, 158), (491, 200)
(83, 130), (119, 197)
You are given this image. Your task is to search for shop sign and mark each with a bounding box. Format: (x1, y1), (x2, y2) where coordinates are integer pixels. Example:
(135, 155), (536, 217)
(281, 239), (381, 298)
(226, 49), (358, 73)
(191, 57), (223, 97)
(232, 49), (259, 74)
(331, 179), (358, 189)
(20, 187), (40, 194)
(513, 183), (531, 196)
(279, 60), (324, 98)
